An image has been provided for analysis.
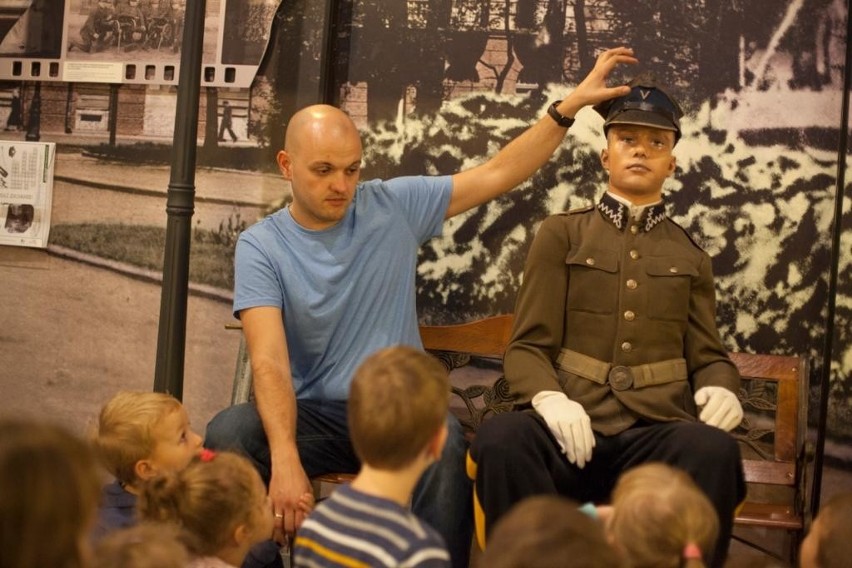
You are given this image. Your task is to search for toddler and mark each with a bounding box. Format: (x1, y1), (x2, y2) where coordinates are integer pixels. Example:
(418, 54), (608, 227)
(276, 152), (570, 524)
(608, 462), (719, 568)
(479, 494), (622, 568)
(139, 450), (275, 568)
(91, 390), (203, 539)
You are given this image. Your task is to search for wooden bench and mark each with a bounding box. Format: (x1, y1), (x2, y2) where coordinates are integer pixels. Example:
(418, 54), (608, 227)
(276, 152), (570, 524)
(727, 352), (812, 562)
(228, 315), (813, 563)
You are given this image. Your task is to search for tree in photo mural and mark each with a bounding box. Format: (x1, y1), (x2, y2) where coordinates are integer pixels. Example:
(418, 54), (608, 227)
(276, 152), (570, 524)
(512, 0), (568, 89)
(343, 0), (577, 121)
(251, 0), (327, 159)
(346, 0), (450, 122)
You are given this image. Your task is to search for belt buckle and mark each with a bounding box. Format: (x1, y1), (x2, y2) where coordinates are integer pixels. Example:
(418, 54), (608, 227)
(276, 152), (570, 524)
(608, 365), (634, 391)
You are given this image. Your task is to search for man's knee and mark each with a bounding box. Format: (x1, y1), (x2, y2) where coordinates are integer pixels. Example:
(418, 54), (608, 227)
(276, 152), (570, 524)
(204, 403), (265, 451)
(442, 413), (468, 458)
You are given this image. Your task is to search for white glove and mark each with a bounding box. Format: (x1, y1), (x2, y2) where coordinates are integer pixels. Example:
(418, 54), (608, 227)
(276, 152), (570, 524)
(532, 391), (595, 468)
(694, 386), (743, 431)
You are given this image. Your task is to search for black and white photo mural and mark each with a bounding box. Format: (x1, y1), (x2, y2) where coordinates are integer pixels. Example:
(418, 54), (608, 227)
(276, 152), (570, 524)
(0, 0), (848, 481)
(322, 0), (851, 453)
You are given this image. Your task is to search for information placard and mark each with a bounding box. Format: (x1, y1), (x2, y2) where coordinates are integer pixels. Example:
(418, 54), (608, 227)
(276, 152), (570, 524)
(0, 140), (55, 248)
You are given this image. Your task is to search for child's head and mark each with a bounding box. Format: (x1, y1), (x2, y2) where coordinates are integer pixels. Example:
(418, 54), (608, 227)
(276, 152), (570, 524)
(91, 522), (190, 568)
(94, 391), (202, 487)
(0, 418), (101, 568)
(349, 345), (450, 469)
(480, 495), (622, 568)
(800, 492), (852, 568)
(138, 450), (273, 560)
(608, 463), (718, 568)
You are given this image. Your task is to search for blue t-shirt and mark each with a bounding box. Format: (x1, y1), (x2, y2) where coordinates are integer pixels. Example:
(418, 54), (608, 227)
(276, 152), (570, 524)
(234, 176), (452, 400)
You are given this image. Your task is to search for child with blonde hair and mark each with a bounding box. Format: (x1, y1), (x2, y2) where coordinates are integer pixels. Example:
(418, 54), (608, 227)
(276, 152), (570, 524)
(91, 390), (203, 539)
(480, 495), (622, 568)
(0, 418), (101, 568)
(293, 345), (452, 567)
(139, 450), (275, 568)
(607, 462), (719, 568)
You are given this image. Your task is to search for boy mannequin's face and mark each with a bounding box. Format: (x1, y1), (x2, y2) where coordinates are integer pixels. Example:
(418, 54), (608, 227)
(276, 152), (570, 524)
(135, 407), (202, 482)
(601, 124), (676, 205)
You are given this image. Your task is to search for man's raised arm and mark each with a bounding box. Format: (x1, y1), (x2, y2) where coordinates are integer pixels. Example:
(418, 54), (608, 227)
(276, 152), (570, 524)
(446, 46), (637, 218)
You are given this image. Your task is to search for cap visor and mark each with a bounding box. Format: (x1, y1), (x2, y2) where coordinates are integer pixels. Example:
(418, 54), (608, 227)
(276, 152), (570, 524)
(605, 109), (677, 132)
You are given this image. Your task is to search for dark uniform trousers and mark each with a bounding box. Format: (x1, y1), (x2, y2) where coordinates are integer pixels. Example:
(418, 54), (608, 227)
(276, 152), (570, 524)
(470, 411), (745, 568)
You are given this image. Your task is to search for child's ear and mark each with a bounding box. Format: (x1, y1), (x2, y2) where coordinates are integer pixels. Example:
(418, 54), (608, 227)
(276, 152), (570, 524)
(427, 424), (449, 461)
(134, 459), (156, 481)
(233, 522), (252, 547)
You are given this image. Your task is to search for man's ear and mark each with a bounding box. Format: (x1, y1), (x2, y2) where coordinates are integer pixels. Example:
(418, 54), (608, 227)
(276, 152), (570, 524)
(600, 149), (610, 171)
(667, 155), (676, 176)
(276, 150), (293, 180)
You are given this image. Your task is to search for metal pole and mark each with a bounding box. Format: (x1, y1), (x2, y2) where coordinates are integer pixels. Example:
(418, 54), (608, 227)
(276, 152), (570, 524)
(810, 0), (851, 515)
(153, 0), (206, 400)
(320, 0), (342, 103)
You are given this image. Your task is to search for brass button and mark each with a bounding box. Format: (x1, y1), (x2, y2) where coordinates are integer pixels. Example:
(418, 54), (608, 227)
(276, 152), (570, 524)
(630, 225), (639, 234)
(624, 310), (635, 321)
(621, 341), (633, 352)
(630, 250), (639, 260)
(585, 257), (595, 266)
(626, 279), (637, 289)
(669, 266), (678, 274)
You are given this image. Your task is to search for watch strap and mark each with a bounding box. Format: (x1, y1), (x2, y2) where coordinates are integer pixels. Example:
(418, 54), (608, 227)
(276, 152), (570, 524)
(547, 101), (575, 128)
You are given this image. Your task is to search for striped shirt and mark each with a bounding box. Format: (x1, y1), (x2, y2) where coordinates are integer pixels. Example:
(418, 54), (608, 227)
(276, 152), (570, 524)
(292, 485), (450, 568)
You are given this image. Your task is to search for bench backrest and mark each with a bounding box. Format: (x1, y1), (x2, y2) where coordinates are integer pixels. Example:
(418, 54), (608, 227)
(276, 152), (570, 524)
(419, 314), (513, 358)
(730, 352), (808, 489)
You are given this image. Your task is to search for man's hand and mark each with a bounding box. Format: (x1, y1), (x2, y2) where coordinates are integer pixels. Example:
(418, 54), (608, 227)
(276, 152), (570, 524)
(532, 391), (595, 468)
(269, 454), (314, 541)
(563, 46), (638, 111)
(694, 386), (743, 432)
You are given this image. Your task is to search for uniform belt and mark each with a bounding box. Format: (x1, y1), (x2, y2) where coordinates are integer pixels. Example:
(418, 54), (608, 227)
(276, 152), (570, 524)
(556, 348), (687, 391)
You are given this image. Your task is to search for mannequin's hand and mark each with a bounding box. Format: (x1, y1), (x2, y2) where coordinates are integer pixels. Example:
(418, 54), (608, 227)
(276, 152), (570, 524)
(694, 386), (743, 431)
(532, 391), (595, 468)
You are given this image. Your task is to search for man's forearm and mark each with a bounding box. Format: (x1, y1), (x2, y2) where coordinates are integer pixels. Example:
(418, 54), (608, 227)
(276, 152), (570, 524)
(252, 360), (300, 463)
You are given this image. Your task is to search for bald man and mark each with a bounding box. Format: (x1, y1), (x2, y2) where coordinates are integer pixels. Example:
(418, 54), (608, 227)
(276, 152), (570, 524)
(206, 47), (639, 567)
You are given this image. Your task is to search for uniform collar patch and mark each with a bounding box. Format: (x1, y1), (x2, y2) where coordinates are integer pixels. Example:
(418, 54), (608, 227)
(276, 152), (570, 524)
(597, 193), (667, 233)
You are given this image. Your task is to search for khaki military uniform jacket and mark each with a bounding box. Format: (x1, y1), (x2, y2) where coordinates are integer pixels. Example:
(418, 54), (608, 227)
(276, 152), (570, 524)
(505, 193), (740, 436)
